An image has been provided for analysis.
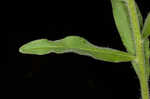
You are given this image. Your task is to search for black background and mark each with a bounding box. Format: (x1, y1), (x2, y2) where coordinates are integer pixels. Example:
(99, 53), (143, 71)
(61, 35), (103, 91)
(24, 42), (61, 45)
(7, 0), (150, 98)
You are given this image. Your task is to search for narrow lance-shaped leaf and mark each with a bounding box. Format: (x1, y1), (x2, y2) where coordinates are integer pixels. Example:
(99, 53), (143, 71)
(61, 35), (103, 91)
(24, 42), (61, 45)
(135, 3), (143, 30)
(142, 13), (150, 78)
(142, 12), (150, 39)
(19, 36), (135, 63)
(19, 39), (69, 55)
(111, 0), (143, 55)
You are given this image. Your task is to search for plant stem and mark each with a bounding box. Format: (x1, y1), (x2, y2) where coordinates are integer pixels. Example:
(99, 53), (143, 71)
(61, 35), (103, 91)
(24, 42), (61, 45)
(139, 75), (149, 99)
(127, 0), (150, 99)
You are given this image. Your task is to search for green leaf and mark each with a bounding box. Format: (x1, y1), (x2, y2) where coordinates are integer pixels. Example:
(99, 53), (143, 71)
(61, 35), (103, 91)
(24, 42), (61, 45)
(111, 0), (142, 55)
(135, 3), (143, 30)
(19, 39), (68, 55)
(19, 36), (135, 63)
(142, 12), (150, 39)
(142, 12), (150, 77)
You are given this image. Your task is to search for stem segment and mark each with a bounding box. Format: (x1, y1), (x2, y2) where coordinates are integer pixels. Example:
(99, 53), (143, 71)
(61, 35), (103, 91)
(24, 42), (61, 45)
(139, 76), (149, 99)
(127, 0), (150, 99)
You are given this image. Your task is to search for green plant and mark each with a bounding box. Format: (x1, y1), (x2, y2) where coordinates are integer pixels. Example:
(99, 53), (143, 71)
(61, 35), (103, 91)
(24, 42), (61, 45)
(19, 0), (150, 99)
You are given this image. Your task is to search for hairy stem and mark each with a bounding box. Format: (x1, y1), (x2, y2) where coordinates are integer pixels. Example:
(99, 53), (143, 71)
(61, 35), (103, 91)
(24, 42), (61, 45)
(127, 0), (149, 99)
(139, 76), (149, 99)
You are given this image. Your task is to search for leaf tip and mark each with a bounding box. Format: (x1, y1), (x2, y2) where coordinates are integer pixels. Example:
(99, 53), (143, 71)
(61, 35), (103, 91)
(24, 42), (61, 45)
(19, 39), (49, 55)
